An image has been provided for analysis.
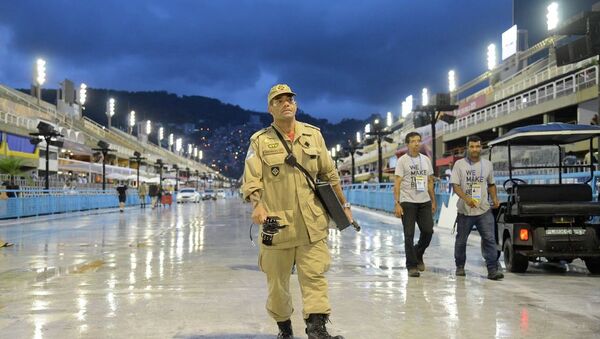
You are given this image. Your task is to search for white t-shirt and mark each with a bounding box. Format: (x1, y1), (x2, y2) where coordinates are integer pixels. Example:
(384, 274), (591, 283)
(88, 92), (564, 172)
(450, 157), (495, 216)
(395, 153), (434, 203)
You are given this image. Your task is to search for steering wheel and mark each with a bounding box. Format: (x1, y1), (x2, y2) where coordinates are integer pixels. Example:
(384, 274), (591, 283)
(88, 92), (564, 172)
(503, 178), (527, 193)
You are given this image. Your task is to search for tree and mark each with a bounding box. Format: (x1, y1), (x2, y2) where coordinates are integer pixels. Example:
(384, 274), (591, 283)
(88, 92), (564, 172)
(0, 157), (26, 185)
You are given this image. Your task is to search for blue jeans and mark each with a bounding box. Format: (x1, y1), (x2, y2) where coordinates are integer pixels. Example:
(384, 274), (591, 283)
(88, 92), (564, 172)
(454, 210), (498, 272)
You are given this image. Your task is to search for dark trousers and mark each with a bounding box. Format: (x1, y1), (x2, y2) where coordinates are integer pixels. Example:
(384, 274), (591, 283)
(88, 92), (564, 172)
(454, 210), (498, 272)
(400, 201), (434, 269)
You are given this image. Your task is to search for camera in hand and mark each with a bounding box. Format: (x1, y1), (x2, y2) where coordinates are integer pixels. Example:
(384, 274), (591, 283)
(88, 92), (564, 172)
(261, 216), (286, 246)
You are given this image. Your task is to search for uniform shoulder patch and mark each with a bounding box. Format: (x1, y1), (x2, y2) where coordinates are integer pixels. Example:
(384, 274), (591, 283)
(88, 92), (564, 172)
(250, 126), (272, 141)
(301, 122), (321, 131)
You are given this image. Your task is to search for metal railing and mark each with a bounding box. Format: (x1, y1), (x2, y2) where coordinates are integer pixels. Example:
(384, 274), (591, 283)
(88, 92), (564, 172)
(494, 56), (598, 102)
(343, 171), (600, 223)
(0, 109), (37, 131)
(0, 188), (178, 219)
(444, 65), (598, 134)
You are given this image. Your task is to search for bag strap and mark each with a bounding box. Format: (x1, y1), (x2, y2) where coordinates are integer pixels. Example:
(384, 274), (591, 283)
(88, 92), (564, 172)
(271, 126), (318, 192)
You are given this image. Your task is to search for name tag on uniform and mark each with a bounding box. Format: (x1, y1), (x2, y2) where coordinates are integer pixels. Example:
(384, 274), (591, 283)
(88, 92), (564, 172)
(471, 183), (482, 203)
(415, 175), (426, 192)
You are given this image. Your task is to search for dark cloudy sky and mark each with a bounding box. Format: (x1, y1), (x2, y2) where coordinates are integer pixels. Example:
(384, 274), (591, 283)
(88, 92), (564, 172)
(0, 1), (513, 122)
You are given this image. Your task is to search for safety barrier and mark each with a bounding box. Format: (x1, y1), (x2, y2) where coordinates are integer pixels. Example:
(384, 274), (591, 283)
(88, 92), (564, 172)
(343, 171), (600, 222)
(0, 188), (178, 219)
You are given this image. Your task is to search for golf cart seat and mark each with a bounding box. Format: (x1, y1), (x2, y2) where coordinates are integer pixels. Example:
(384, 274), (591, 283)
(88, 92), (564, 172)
(511, 184), (600, 217)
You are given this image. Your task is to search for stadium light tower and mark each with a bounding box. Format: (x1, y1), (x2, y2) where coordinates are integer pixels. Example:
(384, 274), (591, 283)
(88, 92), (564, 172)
(448, 70), (457, 92)
(79, 83), (87, 107)
(158, 127), (164, 146)
(386, 112), (393, 127)
(547, 2), (559, 31)
(176, 138), (183, 154)
(33, 58), (46, 104)
(487, 44), (497, 71)
(145, 120), (152, 135)
(168, 133), (174, 151)
(422, 88), (429, 106)
(402, 95), (413, 118)
(106, 98), (115, 128)
(198, 150), (203, 160)
(129, 111), (135, 134)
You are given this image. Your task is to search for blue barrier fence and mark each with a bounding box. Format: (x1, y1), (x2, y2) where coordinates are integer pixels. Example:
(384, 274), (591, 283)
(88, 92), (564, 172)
(343, 171), (600, 221)
(0, 189), (177, 219)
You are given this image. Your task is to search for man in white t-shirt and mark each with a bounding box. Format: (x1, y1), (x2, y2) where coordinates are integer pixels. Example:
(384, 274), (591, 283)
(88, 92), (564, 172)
(450, 135), (503, 281)
(394, 132), (436, 277)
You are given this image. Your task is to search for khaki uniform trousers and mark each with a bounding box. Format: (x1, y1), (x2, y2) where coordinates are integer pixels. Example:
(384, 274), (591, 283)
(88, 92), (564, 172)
(259, 238), (332, 322)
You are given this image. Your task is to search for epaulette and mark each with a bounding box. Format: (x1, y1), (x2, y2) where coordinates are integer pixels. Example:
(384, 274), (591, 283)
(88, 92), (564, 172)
(250, 126), (272, 141)
(302, 122), (321, 131)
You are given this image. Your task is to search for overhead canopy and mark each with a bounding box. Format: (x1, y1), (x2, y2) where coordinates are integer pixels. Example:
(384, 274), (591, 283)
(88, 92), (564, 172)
(488, 123), (600, 146)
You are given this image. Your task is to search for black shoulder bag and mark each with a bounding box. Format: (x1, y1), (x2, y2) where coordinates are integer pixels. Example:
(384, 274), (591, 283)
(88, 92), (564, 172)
(272, 128), (360, 232)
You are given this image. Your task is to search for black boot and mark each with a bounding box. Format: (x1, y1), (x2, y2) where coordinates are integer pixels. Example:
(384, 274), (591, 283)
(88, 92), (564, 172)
(305, 314), (344, 339)
(277, 319), (293, 339)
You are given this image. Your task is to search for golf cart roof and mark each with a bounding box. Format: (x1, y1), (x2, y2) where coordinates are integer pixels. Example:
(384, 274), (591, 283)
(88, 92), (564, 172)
(488, 123), (600, 146)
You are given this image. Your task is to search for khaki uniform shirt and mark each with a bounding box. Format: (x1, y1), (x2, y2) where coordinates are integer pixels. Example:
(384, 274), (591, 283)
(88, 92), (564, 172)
(138, 183), (147, 196)
(242, 122), (340, 249)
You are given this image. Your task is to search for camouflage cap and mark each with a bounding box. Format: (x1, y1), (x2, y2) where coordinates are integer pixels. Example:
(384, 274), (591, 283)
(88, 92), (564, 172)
(267, 84), (296, 105)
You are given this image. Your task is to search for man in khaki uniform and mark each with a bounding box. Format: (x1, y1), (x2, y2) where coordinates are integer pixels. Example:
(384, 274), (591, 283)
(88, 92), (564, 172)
(242, 84), (351, 339)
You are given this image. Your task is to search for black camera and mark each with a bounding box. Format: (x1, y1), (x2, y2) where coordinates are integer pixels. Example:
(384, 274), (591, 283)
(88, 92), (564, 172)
(261, 216), (286, 246)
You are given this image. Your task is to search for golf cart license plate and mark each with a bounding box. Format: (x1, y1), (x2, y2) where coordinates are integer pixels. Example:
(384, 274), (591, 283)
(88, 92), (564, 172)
(545, 228), (586, 235)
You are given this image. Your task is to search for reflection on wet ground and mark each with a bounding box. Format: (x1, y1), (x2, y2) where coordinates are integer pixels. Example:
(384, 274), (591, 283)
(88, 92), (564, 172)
(0, 199), (599, 338)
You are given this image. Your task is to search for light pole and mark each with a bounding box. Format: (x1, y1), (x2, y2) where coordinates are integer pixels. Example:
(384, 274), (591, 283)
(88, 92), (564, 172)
(172, 164), (180, 192)
(344, 132), (364, 184)
(195, 170), (200, 190)
(129, 151), (146, 187)
(92, 140), (115, 191)
(158, 127), (164, 147)
(106, 98), (115, 128)
(168, 133), (174, 152)
(29, 122), (63, 191)
(155, 159), (164, 187)
(365, 118), (394, 183)
(330, 146), (340, 168)
(413, 93), (458, 176)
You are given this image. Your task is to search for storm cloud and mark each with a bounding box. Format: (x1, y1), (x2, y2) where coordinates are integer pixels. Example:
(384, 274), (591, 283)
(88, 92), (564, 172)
(0, 0), (510, 121)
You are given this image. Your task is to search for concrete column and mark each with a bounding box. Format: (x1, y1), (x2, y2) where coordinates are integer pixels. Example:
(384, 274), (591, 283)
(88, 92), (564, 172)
(543, 112), (555, 124)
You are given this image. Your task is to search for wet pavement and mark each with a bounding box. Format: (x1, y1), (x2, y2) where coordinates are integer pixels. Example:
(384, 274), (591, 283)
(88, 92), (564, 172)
(0, 198), (599, 338)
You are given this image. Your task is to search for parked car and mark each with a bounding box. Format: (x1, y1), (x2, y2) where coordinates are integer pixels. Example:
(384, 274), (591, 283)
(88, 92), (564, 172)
(217, 189), (226, 199)
(202, 189), (217, 201)
(177, 188), (201, 203)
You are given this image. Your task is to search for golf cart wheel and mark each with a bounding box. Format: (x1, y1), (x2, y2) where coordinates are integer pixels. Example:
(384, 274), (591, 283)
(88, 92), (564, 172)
(503, 238), (529, 273)
(584, 258), (600, 274)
